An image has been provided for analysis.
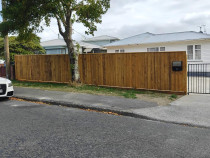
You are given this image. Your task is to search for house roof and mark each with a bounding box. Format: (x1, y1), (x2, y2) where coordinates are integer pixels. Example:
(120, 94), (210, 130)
(82, 35), (119, 42)
(41, 39), (66, 47)
(79, 42), (102, 49)
(41, 38), (102, 49)
(105, 31), (210, 47)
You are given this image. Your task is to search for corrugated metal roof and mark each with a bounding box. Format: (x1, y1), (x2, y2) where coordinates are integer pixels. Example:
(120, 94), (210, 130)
(41, 39), (101, 49)
(106, 31), (210, 47)
(82, 35), (119, 42)
(41, 39), (66, 47)
(79, 42), (101, 49)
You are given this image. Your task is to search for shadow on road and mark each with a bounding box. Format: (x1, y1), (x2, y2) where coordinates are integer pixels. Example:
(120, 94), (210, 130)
(0, 97), (10, 102)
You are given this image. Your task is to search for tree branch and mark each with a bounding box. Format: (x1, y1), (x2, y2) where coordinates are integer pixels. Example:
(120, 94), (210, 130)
(55, 16), (64, 37)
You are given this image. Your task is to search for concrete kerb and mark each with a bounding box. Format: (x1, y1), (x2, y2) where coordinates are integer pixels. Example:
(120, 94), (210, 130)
(13, 95), (210, 129)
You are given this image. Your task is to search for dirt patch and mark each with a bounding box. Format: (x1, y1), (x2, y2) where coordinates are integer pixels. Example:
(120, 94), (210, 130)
(136, 94), (183, 106)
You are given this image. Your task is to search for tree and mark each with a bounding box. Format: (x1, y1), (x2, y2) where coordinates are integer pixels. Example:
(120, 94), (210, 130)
(1, 0), (10, 79)
(0, 35), (45, 62)
(0, 0), (111, 82)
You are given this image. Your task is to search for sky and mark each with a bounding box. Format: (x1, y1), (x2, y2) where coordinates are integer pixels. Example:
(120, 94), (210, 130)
(2, 0), (210, 42)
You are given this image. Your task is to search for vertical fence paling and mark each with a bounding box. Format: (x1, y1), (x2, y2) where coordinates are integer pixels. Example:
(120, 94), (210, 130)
(79, 52), (187, 94)
(15, 55), (71, 83)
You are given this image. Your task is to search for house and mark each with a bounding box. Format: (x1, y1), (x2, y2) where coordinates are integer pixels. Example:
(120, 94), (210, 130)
(79, 42), (106, 54)
(41, 39), (69, 55)
(41, 35), (119, 54)
(82, 35), (119, 47)
(105, 31), (210, 63)
(80, 35), (120, 53)
(41, 38), (100, 54)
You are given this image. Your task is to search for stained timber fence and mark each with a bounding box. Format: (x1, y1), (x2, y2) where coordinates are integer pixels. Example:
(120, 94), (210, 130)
(0, 65), (15, 79)
(0, 65), (5, 77)
(15, 55), (71, 83)
(79, 52), (187, 94)
(15, 52), (187, 94)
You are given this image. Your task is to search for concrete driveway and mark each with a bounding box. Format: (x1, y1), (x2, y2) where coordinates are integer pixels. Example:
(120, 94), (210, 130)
(132, 94), (210, 128)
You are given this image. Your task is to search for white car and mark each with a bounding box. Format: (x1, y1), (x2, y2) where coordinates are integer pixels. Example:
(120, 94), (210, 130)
(0, 77), (14, 98)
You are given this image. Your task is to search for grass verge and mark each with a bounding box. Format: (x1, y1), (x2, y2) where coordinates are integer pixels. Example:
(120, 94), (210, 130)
(12, 80), (179, 101)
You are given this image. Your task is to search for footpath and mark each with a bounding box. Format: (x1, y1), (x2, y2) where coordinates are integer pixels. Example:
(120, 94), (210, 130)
(14, 87), (210, 128)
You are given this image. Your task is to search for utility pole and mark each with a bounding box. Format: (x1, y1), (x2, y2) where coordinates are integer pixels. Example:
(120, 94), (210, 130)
(2, 0), (11, 79)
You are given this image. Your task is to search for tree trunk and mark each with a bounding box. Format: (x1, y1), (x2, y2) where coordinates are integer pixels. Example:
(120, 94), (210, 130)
(65, 39), (76, 82)
(2, 0), (11, 79)
(56, 12), (80, 82)
(4, 35), (11, 79)
(63, 20), (81, 83)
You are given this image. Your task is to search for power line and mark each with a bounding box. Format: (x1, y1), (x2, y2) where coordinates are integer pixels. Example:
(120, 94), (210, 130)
(73, 29), (87, 40)
(48, 26), (87, 40)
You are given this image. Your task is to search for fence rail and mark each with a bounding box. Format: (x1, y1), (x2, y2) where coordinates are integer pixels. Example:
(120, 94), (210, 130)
(79, 52), (187, 94)
(15, 55), (71, 83)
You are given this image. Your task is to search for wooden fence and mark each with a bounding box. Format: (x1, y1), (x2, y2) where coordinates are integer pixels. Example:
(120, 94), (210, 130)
(79, 52), (187, 94)
(15, 55), (71, 83)
(0, 65), (15, 79)
(0, 65), (5, 78)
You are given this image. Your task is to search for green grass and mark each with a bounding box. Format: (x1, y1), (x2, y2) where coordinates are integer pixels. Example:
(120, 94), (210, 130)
(12, 80), (69, 89)
(12, 80), (177, 100)
(169, 94), (178, 100)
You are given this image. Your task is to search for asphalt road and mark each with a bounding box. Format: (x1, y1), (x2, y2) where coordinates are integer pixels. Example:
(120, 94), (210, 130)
(0, 99), (210, 158)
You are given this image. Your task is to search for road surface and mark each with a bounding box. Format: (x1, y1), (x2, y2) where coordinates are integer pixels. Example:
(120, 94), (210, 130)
(0, 98), (210, 158)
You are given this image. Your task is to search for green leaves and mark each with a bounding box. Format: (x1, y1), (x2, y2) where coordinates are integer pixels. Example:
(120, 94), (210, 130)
(0, 0), (110, 81)
(0, 0), (111, 37)
(0, 35), (45, 62)
(75, 0), (110, 35)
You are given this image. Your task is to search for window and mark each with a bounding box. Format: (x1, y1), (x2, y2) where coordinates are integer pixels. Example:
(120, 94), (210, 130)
(187, 45), (193, 60)
(46, 48), (66, 55)
(120, 49), (125, 53)
(160, 47), (165, 52)
(195, 45), (201, 60)
(147, 47), (165, 52)
(115, 49), (125, 53)
(147, 47), (159, 52)
(187, 45), (201, 60)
